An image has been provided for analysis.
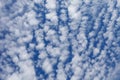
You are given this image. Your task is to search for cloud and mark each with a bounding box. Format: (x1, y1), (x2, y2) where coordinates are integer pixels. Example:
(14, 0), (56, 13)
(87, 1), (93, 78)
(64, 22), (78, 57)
(0, 0), (120, 80)
(42, 58), (53, 74)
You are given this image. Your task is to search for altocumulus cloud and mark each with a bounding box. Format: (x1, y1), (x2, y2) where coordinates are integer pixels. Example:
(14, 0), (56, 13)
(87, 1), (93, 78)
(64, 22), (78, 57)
(0, 0), (120, 80)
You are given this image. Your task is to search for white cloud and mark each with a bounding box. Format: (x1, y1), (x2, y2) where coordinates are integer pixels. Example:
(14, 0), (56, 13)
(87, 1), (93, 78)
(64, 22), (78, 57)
(7, 72), (21, 80)
(46, 12), (58, 24)
(43, 26), (50, 32)
(42, 58), (53, 74)
(84, 0), (91, 4)
(56, 68), (66, 80)
(1, 0), (120, 80)
(117, 0), (120, 7)
(38, 51), (48, 59)
(46, 0), (56, 9)
(34, 0), (42, 3)
(25, 10), (39, 26)
(93, 47), (100, 56)
(36, 42), (45, 50)
(17, 60), (37, 80)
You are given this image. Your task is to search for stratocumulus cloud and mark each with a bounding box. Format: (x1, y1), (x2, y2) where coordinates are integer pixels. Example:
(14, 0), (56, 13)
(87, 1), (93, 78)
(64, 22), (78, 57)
(0, 0), (120, 80)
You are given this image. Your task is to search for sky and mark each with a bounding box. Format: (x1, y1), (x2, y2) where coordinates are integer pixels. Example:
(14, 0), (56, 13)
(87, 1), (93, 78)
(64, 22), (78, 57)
(0, 0), (120, 80)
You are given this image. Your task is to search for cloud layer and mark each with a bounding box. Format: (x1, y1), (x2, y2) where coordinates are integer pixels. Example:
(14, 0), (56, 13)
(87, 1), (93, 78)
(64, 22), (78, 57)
(0, 0), (120, 80)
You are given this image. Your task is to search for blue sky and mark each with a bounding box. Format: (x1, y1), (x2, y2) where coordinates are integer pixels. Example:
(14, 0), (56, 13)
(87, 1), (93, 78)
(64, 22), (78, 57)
(0, 0), (120, 80)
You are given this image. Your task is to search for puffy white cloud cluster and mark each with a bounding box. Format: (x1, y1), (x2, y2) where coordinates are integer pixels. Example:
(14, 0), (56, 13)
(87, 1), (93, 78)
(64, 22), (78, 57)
(0, 0), (120, 80)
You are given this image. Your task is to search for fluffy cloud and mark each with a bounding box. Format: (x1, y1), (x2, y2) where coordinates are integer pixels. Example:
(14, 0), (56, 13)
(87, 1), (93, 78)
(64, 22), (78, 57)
(0, 0), (120, 80)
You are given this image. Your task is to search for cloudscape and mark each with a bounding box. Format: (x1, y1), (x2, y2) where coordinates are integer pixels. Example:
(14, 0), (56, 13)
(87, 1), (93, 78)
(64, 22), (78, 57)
(0, 0), (120, 80)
